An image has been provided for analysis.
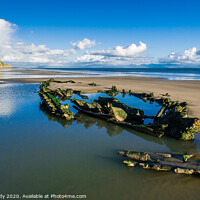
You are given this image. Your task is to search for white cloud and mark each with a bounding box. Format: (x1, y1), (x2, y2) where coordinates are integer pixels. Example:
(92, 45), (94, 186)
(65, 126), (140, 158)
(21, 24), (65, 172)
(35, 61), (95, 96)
(0, 19), (79, 65)
(75, 53), (152, 66)
(16, 42), (24, 45)
(0, 19), (16, 57)
(159, 47), (200, 64)
(2, 43), (76, 64)
(75, 42), (150, 65)
(90, 41), (147, 57)
(71, 38), (96, 50)
(75, 54), (105, 63)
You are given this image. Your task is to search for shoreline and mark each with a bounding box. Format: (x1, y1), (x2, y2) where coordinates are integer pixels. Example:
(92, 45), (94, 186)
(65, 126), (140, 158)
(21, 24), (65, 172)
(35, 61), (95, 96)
(2, 76), (199, 119)
(0, 68), (93, 76)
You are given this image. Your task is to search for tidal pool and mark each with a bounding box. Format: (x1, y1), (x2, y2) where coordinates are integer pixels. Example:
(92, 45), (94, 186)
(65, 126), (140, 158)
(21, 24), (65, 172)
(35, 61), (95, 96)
(0, 83), (200, 200)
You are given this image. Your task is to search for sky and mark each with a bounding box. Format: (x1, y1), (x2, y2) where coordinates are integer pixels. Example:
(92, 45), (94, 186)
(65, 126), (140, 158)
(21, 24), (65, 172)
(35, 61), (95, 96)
(0, 0), (200, 67)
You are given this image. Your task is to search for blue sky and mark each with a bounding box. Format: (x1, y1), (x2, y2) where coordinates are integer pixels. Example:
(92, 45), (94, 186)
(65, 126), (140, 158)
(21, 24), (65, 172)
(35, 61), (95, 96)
(0, 0), (200, 67)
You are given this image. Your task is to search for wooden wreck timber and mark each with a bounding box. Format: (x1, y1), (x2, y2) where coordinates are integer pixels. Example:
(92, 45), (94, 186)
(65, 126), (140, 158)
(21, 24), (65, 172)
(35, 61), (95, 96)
(38, 79), (200, 140)
(96, 96), (144, 121)
(119, 150), (200, 175)
(131, 92), (200, 140)
(38, 80), (74, 120)
(39, 91), (73, 120)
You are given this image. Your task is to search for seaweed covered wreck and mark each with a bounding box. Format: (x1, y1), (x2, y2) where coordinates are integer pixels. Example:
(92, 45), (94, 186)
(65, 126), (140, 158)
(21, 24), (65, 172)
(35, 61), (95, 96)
(119, 150), (200, 175)
(38, 79), (199, 140)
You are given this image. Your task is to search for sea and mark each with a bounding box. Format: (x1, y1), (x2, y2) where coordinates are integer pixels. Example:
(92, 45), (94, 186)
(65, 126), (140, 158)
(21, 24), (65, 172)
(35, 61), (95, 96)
(1, 66), (200, 80)
(41, 67), (200, 80)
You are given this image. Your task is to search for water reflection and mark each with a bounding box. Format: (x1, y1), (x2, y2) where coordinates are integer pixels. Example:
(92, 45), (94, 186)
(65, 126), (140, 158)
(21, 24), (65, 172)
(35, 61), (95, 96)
(40, 105), (199, 154)
(40, 103), (124, 136)
(75, 112), (124, 136)
(40, 103), (73, 128)
(0, 83), (39, 116)
(0, 83), (16, 116)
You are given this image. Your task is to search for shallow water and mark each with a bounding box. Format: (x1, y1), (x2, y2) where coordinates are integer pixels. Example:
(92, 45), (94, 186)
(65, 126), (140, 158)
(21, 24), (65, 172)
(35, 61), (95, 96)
(0, 83), (200, 200)
(43, 67), (200, 80)
(1, 67), (200, 80)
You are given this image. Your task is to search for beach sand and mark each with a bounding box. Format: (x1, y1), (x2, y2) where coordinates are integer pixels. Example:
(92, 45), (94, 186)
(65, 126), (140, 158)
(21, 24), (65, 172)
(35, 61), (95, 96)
(0, 68), (91, 76)
(2, 76), (200, 118)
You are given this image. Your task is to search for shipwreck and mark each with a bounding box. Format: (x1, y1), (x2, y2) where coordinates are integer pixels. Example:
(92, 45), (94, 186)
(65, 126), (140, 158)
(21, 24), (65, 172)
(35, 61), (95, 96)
(38, 79), (200, 140)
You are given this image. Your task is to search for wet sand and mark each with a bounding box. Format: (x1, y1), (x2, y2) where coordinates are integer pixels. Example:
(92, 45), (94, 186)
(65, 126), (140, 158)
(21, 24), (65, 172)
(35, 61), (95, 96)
(0, 68), (91, 76)
(2, 76), (200, 118)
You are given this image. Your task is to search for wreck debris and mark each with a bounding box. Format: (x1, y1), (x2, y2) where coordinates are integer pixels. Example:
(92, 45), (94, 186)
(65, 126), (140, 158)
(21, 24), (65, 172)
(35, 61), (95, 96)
(39, 91), (73, 120)
(156, 102), (199, 140)
(155, 153), (171, 158)
(73, 104), (113, 119)
(80, 94), (89, 100)
(88, 82), (97, 86)
(183, 154), (193, 162)
(38, 80), (74, 120)
(106, 85), (118, 96)
(38, 79), (200, 140)
(73, 90), (82, 95)
(96, 97), (144, 121)
(174, 168), (194, 175)
(123, 160), (137, 167)
(163, 93), (169, 97)
(130, 92), (199, 140)
(119, 150), (151, 161)
(72, 97), (165, 137)
(110, 106), (128, 122)
(156, 106), (166, 118)
(119, 150), (200, 176)
(139, 163), (172, 171)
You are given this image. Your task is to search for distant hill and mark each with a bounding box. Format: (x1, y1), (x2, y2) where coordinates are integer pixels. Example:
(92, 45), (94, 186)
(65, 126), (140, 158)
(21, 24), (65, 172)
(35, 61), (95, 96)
(0, 60), (12, 68)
